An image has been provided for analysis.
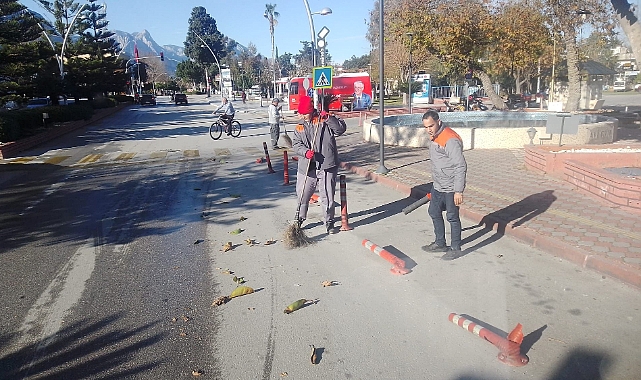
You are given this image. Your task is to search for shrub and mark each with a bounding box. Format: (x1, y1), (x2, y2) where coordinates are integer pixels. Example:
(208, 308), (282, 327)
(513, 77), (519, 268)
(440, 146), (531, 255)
(0, 103), (94, 142)
(112, 94), (133, 103)
(91, 97), (117, 109)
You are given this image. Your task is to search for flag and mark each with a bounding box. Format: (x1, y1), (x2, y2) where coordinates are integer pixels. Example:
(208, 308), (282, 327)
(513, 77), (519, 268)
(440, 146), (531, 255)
(134, 43), (139, 63)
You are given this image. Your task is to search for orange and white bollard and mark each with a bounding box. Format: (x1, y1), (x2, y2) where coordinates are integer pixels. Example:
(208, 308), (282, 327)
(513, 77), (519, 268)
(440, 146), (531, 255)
(262, 142), (275, 174)
(361, 239), (410, 275)
(339, 175), (352, 231)
(448, 313), (528, 367)
(283, 150), (290, 185)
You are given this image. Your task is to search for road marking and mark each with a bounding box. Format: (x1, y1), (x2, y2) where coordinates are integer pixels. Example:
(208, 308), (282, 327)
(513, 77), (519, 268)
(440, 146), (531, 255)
(183, 150), (199, 157)
(114, 152), (136, 161)
(44, 155), (71, 165)
(243, 147), (263, 156)
(9, 157), (36, 164)
(149, 151), (168, 159)
(215, 148), (231, 156)
(19, 239), (97, 369)
(77, 154), (103, 164)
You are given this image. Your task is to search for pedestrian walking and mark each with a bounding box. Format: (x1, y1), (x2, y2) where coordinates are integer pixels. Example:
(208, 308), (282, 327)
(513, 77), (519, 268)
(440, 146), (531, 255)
(421, 110), (467, 260)
(292, 95), (346, 234)
(268, 98), (282, 149)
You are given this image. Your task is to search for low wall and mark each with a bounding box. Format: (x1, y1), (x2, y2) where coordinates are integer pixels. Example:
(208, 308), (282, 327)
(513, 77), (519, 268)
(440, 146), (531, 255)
(0, 104), (128, 159)
(362, 112), (618, 149)
(525, 145), (641, 213)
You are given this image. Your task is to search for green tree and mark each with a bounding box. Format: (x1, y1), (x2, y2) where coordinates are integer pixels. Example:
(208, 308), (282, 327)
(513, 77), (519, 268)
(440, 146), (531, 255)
(0, 0), (54, 103)
(183, 6), (228, 78)
(65, 0), (126, 99)
(342, 54), (371, 71)
(176, 60), (203, 89)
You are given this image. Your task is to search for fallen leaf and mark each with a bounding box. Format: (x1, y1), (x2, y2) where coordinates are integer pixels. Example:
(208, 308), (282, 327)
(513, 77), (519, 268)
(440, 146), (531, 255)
(220, 269), (233, 275)
(222, 242), (233, 252)
(244, 238), (256, 246)
(194, 239), (204, 245)
(180, 331), (187, 337)
(284, 299), (307, 314)
(171, 317), (178, 323)
(181, 315), (190, 322)
(230, 286), (255, 298)
(239, 216), (248, 221)
(233, 276), (245, 285)
(192, 370), (203, 376)
(310, 345), (317, 365)
(321, 280), (339, 287)
(229, 228), (243, 235)
(264, 238), (277, 245)
(497, 254), (503, 258)
(248, 307), (255, 310)
(280, 372), (288, 377)
(212, 296), (229, 306)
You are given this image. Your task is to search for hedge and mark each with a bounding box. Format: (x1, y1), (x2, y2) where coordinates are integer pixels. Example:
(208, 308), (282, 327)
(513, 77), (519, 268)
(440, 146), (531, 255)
(0, 103), (94, 143)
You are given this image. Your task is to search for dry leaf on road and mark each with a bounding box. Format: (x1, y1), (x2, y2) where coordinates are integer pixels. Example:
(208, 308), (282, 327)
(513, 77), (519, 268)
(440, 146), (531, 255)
(192, 370), (203, 376)
(222, 242), (233, 252)
(321, 280), (339, 287)
(212, 296), (230, 306)
(229, 228), (243, 235)
(244, 238), (257, 246)
(239, 216), (248, 221)
(264, 238), (277, 245)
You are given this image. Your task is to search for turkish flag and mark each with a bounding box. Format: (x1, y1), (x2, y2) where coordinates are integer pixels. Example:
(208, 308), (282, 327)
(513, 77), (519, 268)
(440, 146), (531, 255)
(134, 43), (139, 63)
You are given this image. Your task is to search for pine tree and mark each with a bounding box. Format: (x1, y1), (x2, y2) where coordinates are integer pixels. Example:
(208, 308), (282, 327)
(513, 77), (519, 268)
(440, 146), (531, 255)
(0, 0), (55, 103)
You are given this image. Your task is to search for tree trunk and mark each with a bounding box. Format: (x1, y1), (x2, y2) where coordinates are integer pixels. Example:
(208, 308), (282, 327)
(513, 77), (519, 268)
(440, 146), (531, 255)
(514, 69), (522, 94)
(478, 70), (506, 110)
(564, 31), (581, 112)
(611, 0), (641, 66)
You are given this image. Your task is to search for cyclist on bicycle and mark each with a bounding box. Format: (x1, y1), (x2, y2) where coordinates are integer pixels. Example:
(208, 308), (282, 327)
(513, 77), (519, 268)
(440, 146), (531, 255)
(212, 97), (236, 135)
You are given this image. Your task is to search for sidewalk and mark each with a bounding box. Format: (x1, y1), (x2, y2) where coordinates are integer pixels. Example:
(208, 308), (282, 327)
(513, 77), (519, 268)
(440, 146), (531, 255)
(335, 118), (641, 289)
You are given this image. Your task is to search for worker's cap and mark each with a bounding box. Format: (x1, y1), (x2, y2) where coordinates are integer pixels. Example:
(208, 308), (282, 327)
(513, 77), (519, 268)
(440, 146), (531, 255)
(272, 98), (280, 103)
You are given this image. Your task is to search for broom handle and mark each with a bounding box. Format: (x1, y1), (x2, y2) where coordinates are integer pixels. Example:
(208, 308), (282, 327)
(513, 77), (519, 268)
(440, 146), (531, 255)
(294, 116), (322, 221)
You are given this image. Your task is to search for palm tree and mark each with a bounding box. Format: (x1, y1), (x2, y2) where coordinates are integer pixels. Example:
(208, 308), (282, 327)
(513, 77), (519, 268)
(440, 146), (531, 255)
(264, 3), (279, 98)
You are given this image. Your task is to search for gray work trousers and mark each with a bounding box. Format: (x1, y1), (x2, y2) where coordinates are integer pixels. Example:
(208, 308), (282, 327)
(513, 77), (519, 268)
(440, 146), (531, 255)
(296, 166), (338, 224)
(270, 123), (280, 147)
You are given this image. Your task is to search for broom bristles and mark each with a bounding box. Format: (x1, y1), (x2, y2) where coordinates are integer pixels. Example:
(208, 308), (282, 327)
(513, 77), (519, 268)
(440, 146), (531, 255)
(284, 223), (311, 249)
(281, 133), (293, 148)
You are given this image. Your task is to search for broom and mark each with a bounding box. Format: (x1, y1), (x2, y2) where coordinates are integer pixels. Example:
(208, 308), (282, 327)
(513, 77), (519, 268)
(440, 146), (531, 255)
(280, 122), (293, 148)
(284, 117), (321, 249)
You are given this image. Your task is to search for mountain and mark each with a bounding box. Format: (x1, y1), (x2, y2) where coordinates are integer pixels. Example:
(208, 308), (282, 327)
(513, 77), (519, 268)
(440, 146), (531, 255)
(112, 30), (187, 76)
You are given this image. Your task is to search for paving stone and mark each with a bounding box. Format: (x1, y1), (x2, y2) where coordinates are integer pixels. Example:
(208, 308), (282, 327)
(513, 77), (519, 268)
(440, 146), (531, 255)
(592, 246), (610, 253)
(597, 236), (616, 243)
(629, 247), (641, 254)
(564, 236), (581, 242)
(585, 232), (601, 237)
(551, 231), (568, 237)
(577, 241), (595, 247)
(612, 241), (631, 248)
(540, 227), (555, 233)
(623, 257), (641, 265)
(571, 228), (587, 233)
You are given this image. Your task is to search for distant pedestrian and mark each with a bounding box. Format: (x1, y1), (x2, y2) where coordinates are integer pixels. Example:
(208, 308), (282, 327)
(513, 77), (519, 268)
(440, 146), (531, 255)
(421, 110), (467, 260)
(292, 95), (347, 234)
(241, 90), (247, 104)
(268, 98), (282, 149)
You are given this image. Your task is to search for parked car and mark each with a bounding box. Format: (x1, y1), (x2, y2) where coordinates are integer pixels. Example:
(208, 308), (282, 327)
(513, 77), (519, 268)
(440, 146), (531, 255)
(140, 94), (156, 106)
(26, 98), (50, 109)
(174, 93), (188, 105)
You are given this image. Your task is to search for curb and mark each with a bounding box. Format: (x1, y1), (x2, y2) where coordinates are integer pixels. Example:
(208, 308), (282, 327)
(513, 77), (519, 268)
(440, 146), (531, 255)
(339, 160), (641, 289)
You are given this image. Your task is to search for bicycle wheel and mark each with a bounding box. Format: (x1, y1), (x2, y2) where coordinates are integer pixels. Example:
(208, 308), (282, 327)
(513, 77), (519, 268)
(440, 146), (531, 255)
(209, 121), (223, 140)
(230, 120), (242, 137)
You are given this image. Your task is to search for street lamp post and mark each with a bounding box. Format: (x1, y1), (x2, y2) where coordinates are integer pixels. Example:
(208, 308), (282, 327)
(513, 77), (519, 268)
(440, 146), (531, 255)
(377, 0), (388, 174)
(194, 31), (223, 101)
(302, 1), (332, 108)
(39, 4), (88, 78)
(406, 32), (414, 114)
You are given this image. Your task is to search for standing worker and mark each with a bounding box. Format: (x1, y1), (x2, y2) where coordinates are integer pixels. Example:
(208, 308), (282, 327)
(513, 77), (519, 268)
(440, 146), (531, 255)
(421, 110), (467, 260)
(268, 98), (282, 149)
(292, 95), (346, 234)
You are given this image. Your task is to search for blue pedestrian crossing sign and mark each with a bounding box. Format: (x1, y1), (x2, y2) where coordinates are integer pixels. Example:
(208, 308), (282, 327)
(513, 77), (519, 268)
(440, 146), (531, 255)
(312, 66), (333, 89)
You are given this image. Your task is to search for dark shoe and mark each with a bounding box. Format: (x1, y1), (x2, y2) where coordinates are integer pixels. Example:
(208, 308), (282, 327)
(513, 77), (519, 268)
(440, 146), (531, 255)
(441, 248), (463, 261)
(326, 222), (337, 234)
(421, 242), (448, 253)
(273, 145), (281, 150)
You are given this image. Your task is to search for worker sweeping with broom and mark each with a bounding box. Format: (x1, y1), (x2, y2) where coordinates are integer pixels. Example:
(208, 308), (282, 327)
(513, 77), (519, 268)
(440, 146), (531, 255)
(284, 95), (347, 248)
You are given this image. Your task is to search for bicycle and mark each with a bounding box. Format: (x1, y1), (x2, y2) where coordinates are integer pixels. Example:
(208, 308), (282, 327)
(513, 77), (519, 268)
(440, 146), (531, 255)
(209, 114), (241, 140)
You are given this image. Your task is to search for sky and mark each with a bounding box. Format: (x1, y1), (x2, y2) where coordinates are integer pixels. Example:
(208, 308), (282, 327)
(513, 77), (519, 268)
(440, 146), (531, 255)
(20, 0), (375, 64)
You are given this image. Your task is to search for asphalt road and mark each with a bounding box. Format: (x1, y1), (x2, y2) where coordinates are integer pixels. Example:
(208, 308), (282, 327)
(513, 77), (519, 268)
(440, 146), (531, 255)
(0, 95), (640, 379)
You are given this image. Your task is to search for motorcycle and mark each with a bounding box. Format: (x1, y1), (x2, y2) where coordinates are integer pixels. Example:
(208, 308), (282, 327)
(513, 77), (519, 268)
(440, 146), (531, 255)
(467, 95), (488, 111)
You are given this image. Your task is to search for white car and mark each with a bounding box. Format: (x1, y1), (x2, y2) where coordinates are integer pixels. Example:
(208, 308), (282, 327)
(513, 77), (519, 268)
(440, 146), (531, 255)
(613, 80), (628, 92)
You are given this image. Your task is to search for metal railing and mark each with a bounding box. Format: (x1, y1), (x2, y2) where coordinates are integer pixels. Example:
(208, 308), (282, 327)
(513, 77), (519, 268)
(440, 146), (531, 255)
(431, 84), (501, 99)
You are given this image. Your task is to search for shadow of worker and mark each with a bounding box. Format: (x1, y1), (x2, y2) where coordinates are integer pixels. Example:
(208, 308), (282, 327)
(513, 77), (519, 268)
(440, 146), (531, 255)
(461, 190), (557, 255)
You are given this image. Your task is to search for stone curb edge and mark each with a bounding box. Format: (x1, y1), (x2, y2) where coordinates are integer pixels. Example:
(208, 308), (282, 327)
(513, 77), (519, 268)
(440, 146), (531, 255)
(339, 160), (641, 289)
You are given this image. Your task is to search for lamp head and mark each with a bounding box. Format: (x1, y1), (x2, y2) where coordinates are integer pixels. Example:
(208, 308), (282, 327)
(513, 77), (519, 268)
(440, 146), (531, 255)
(319, 7), (332, 15)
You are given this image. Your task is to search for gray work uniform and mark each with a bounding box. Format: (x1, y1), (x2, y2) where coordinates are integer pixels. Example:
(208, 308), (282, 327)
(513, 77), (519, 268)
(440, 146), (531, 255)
(268, 103), (281, 148)
(292, 114), (346, 224)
